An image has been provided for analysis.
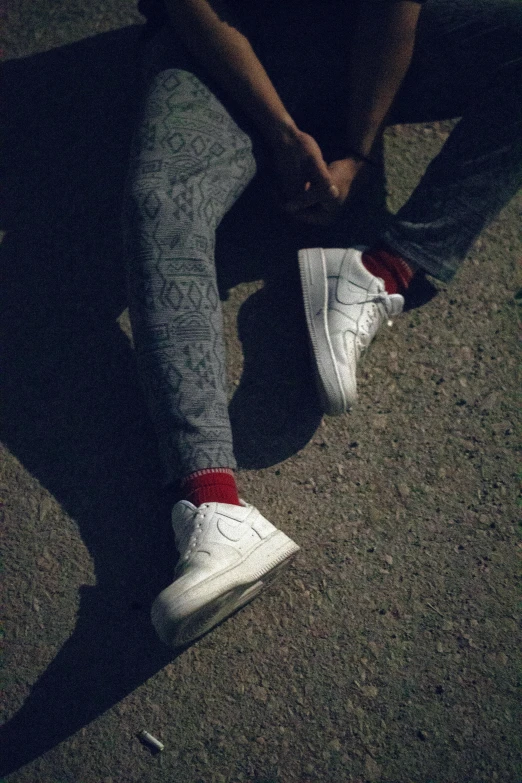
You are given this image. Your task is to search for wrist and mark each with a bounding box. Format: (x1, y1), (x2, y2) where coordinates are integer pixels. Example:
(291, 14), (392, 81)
(335, 156), (368, 176)
(344, 148), (377, 167)
(261, 114), (300, 148)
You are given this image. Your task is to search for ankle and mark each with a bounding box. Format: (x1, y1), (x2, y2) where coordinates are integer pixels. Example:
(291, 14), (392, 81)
(362, 245), (416, 295)
(179, 468), (241, 507)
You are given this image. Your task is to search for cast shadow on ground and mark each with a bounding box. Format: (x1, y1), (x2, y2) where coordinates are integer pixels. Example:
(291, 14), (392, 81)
(1, 26), (175, 775)
(0, 24), (436, 776)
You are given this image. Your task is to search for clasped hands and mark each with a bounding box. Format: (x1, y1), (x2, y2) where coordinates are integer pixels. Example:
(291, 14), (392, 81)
(271, 128), (366, 226)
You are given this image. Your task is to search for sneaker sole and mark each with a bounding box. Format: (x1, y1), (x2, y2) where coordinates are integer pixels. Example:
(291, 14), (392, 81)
(298, 248), (351, 415)
(151, 530), (299, 649)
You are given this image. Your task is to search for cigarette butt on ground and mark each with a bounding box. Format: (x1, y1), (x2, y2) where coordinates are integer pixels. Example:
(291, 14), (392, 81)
(139, 730), (165, 752)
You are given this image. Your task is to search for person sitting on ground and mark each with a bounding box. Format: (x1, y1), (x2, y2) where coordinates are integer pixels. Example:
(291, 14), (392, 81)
(122, 0), (522, 648)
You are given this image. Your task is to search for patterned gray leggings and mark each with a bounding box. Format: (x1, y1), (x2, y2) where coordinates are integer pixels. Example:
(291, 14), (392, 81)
(122, 0), (522, 486)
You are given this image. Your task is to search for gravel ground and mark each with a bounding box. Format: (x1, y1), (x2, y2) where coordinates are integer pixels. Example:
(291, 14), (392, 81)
(1, 3), (521, 782)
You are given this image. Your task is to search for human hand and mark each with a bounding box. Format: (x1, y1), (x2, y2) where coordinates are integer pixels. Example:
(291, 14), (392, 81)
(270, 128), (339, 218)
(283, 156), (365, 225)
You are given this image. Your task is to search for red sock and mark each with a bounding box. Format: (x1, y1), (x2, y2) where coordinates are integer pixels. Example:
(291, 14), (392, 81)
(362, 246), (415, 295)
(179, 468), (241, 507)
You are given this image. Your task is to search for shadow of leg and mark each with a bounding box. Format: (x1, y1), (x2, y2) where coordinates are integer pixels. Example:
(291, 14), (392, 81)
(1, 28), (181, 775)
(0, 582), (174, 776)
(229, 269), (323, 470)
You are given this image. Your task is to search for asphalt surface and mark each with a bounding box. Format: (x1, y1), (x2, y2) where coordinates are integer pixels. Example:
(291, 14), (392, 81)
(1, 2), (521, 782)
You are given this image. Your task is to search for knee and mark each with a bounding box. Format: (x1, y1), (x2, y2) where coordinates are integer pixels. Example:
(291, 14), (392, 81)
(124, 142), (256, 238)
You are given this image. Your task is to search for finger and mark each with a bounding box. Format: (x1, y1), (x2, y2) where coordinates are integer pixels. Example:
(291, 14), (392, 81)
(304, 155), (338, 195)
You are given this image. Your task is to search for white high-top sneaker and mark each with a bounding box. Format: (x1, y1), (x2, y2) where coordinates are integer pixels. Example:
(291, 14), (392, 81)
(298, 247), (404, 415)
(151, 500), (300, 648)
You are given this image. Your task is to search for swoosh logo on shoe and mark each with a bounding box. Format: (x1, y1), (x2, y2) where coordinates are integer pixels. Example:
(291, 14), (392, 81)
(217, 514), (251, 542)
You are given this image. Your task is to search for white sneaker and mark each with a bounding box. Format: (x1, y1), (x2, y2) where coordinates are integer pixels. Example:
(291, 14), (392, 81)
(298, 247), (404, 415)
(151, 500), (300, 648)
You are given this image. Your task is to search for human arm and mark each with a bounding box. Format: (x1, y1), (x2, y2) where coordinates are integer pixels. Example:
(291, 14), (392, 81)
(346, 0), (422, 158)
(287, 0), (423, 224)
(162, 0), (338, 203)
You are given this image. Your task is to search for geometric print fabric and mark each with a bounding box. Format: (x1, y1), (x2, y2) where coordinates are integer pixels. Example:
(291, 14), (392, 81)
(123, 61), (257, 485)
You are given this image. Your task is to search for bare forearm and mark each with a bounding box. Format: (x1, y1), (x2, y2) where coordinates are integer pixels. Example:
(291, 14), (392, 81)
(347, 1), (421, 156)
(163, 0), (297, 145)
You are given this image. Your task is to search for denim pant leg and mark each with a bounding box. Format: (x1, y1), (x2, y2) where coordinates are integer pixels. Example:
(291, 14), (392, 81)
(381, 0), (522, 282)
(122, 33), (257, 486)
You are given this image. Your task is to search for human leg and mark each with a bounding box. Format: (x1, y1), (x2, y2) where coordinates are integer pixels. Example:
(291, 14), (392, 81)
(381, 0), (522, 281)
(122, 29), (299, 647)
(299, 0), (522, 413)
(122, 36), (257, 488)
